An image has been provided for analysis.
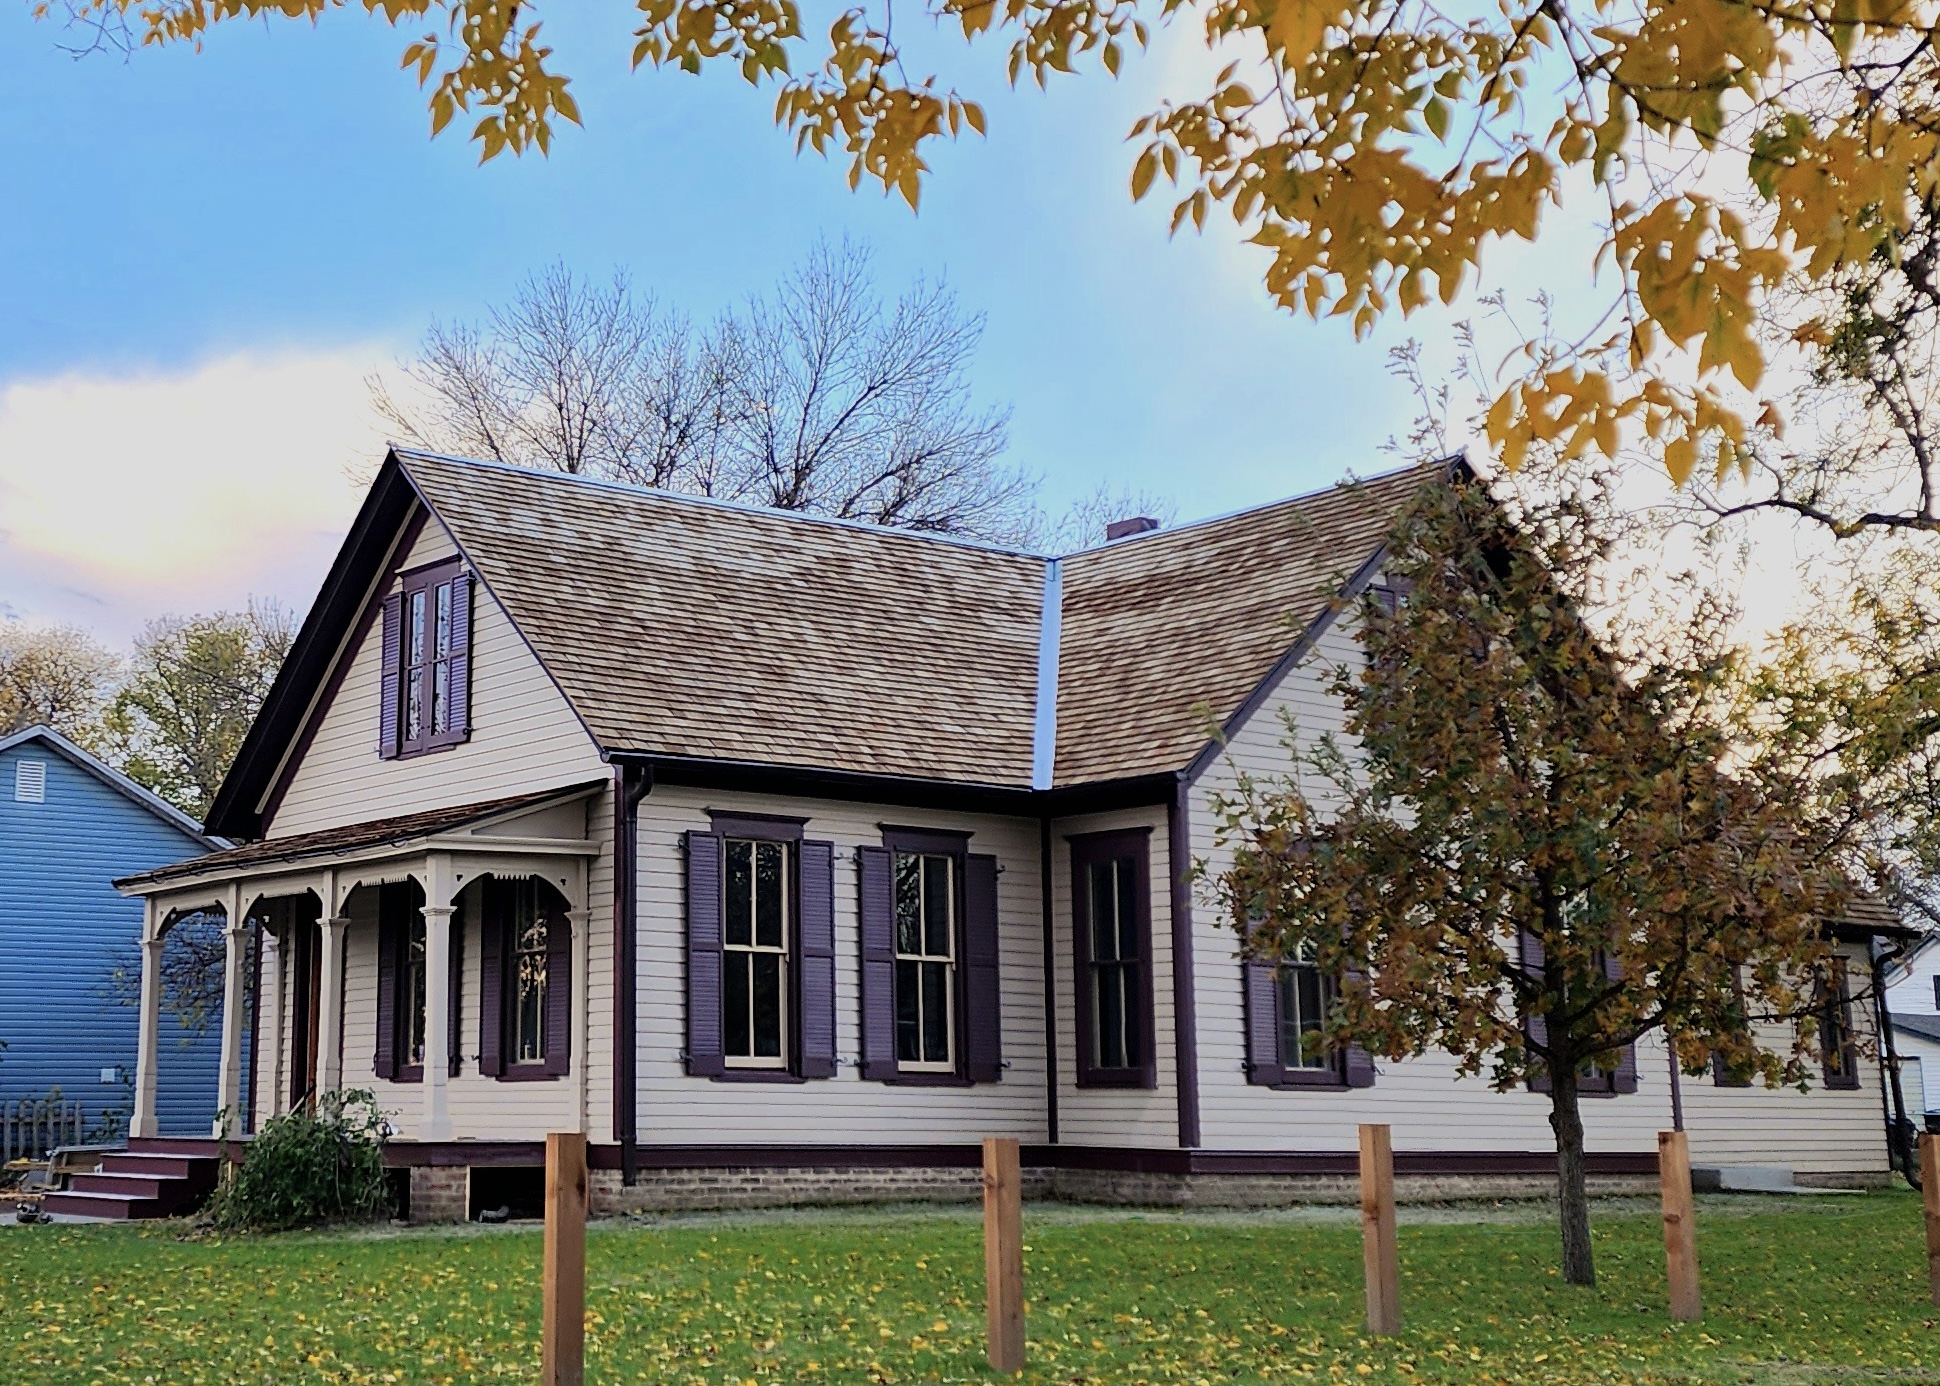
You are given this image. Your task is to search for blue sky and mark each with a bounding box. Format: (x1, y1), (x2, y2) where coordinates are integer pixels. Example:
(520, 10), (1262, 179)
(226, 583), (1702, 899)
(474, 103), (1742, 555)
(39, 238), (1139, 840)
(0, 4), (1523, 638)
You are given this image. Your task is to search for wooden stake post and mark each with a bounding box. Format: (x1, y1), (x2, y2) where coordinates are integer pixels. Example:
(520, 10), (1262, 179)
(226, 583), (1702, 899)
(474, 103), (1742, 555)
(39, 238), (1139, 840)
(1358, 1123), (1402, 1336)
(983, 1136), (1026, 1372)
(1921, 1134), (1940, 1307)
(1658, 1130), (1701, 1322)
(544, 1132), (588, 1386)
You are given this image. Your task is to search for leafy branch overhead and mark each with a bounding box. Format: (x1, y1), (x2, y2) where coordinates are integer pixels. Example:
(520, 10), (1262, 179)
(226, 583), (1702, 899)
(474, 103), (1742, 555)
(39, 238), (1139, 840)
(45, 0), (1940, 482)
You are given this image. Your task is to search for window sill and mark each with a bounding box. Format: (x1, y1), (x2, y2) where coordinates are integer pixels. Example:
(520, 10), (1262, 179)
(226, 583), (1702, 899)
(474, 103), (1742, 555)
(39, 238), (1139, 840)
(392, 732), (471, 761)
(887, 1072), (973, 1088)
(1076, 1070), (1154, 1090)
(1271, 1072), (1349, 1091)
(713, 1070), (806, 1084)
(1823, 1075), (1863, 1092)
(496, 1066), (564, 1082)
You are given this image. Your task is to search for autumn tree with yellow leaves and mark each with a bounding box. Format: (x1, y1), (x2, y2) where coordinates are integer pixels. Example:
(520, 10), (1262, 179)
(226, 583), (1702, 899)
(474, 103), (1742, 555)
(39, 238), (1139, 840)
(42, 0), (1940, 491)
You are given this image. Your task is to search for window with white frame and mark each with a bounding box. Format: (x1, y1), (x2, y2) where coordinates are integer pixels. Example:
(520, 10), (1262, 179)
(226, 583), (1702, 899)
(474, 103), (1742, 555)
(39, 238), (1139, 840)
(724, 838), (790, 1066)
(894, 852), (956, 1069)
(1279, 940), (1338, 1072)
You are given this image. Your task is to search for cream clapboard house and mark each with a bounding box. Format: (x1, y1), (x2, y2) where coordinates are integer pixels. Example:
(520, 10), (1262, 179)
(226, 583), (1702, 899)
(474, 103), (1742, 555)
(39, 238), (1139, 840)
(84, 451), (1902, 1221)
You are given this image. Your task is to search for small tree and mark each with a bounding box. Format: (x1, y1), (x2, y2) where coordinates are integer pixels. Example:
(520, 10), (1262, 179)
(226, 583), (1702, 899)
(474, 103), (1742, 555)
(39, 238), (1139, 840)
(106, 603), (295, 818)
(1215, 476), (1860, 1286)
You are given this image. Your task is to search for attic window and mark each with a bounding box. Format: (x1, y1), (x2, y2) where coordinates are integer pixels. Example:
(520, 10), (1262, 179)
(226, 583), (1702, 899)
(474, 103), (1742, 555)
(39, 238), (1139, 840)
(14, 759), (46, 803)
(378, 558), (475, 760)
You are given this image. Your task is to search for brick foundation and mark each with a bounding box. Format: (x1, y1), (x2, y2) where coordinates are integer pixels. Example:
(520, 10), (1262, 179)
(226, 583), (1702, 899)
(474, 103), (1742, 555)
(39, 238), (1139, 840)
(1047, 1169), (1658, 1207)
(587, 1165), (1054, 1215)
(409, 1165), (469, 1223)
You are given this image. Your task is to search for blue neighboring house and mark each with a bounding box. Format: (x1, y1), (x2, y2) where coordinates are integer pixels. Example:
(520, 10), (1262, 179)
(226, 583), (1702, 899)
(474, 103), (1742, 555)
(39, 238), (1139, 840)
(0, 725), (226, 1136)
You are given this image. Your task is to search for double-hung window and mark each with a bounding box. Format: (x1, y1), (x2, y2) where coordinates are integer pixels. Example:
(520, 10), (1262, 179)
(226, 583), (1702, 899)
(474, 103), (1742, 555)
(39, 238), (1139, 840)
(894, 851), (957, 1070)
(724, 837), (791, 1068)
(1279, 941), (1337, 1074)
(477, 876), (572, 1080)
(511, 896), (550, 1066)
(380, 558), (473, 759)
(1071, 829), (1154, 1088)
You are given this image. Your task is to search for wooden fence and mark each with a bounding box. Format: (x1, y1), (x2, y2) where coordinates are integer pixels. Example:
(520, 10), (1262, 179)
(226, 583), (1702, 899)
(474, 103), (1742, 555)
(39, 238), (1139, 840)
(1, 1099), (85, 1162)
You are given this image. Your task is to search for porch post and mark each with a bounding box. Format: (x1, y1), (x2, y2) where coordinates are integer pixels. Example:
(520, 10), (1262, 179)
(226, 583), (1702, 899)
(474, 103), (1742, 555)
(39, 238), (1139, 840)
(422, 853), (455, 1141)
(316, 914), (349, 1095)
(569, 905), (591, 1134)
(213, 883), (250, 1139)
(131, 899), (164, 1140)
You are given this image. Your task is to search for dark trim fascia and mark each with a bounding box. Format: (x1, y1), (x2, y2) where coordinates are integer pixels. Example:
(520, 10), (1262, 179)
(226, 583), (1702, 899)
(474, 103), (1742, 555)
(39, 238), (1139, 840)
(1167, 776), (1201, 1147)
(709, 810), (807, 842)
(610, 751), (1175, 819)
(1181, 542), (1389, 789)
(394, 454), (612, 764)
(1038, 815), (1060, 1145)
(207, 459), (423, 838)
(881, 826), (974, 856)
(376, 1140), (1659, 1177)
(1177, 455), (1469, 793)
(1831, 921), (1920, 944)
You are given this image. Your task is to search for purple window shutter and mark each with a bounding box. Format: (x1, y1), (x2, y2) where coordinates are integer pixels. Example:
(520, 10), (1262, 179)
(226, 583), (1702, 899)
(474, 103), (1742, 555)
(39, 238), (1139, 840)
(797, 840), (837, 1079)
(964, 853), (1003, 1084)
(1243, 959), (1285, 1087)
(478, 882), (504, 1078)
(447, 907), (464, 1077)
(1604, 951), (1637, 1094)
(377, 591), (403, 759)
(685, 832), (726, 1077)
(374, 902), (398, 1080)
(448, 573), (474, 739)
(544, 904), (572, 1076)
(1521, 927), (1551, 1092)
(857, 845), (899, 1081)
(1342, 959), (1377, 1087)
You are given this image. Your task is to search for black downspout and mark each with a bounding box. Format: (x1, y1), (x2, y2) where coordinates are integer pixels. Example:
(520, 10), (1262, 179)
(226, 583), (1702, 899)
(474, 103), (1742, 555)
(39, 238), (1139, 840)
(1039, 815), (1059, 1146)
(614, 761), (652, 1186)
(1871, 939), (1919, 1191)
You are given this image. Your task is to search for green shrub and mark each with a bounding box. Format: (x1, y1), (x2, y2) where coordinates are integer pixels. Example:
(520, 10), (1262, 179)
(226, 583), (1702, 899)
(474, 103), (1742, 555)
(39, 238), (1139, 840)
(210, 1090), (391, 1232)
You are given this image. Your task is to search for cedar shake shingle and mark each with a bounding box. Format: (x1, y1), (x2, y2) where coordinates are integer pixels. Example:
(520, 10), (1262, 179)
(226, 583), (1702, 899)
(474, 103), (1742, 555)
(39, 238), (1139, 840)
(391, 451), (1442, 790)
(1053, 465), (1438, 785)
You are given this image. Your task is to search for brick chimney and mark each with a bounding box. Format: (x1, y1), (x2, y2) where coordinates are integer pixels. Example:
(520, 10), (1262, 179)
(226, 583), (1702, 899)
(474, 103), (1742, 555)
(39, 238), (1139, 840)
(1105, 516), (1160, 541)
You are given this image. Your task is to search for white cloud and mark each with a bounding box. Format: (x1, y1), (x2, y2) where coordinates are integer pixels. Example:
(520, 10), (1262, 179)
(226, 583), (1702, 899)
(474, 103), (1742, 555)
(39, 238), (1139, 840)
(0, 348), (393, 643)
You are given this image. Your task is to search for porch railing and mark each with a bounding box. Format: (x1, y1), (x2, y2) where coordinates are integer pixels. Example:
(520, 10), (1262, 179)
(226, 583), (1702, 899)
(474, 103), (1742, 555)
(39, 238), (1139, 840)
(1, 1099), (86, 1162)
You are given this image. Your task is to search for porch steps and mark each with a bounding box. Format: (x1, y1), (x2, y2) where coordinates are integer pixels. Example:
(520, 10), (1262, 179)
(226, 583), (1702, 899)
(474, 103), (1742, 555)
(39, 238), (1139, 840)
(40, 1139), (223, 1221)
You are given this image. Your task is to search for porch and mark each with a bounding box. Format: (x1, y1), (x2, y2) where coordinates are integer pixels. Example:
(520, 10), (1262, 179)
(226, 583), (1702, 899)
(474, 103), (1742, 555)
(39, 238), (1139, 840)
(113, 784), (605, 1156)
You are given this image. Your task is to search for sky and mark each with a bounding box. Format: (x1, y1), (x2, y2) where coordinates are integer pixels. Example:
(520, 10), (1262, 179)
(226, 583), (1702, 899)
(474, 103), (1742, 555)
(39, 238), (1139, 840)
(0, 4), (1608, 642)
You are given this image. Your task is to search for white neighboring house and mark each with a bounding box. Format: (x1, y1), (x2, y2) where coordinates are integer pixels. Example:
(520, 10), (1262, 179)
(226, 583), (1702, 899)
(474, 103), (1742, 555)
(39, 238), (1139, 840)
(1886, 935), (1940, 1118)
(78, 449), (1911, 1223)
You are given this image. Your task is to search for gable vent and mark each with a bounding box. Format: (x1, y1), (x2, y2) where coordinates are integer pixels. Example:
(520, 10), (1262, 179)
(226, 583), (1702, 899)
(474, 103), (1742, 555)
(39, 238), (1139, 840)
(14, 759), (46, 803)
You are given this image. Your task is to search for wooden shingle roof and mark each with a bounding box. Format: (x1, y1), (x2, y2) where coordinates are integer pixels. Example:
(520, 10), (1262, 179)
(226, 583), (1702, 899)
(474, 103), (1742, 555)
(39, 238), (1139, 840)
(1052, 464), (1439, 786)
(401, 453), (1047, 787)
(394, 452), (1442, 792)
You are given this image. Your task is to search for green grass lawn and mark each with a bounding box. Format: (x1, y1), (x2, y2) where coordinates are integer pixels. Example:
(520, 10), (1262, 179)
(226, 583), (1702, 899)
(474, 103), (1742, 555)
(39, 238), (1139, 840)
(2, 1194), (1935, 1384)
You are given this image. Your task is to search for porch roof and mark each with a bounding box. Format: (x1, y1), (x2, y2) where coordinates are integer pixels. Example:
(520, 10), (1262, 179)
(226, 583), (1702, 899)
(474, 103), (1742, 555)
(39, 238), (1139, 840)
(114, 780), (605, 894)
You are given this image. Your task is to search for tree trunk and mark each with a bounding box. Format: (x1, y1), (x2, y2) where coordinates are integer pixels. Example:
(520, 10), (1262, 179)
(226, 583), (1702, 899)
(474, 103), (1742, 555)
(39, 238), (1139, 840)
(1548, 1068), (1596, 1286)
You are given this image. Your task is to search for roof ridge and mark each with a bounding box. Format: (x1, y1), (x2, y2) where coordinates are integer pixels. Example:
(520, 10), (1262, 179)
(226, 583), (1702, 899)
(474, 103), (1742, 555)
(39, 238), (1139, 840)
(393, 448), (1056, 563)
(1056, 455), (1455, 559)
